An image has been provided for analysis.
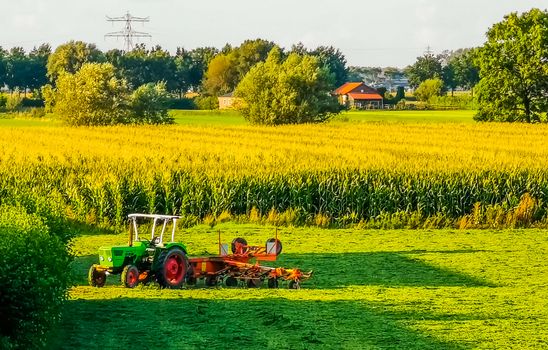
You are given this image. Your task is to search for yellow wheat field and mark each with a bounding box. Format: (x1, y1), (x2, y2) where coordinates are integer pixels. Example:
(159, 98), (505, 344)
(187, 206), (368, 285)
(2, 122), (548, 175)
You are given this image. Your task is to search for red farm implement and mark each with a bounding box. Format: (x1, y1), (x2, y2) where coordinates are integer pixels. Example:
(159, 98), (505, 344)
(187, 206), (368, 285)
(187, 231), (312, 289)
(89, 214), (312, 289)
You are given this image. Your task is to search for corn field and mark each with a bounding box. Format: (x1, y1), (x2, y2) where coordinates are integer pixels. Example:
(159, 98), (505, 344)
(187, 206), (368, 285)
(2, 122), (548, 228)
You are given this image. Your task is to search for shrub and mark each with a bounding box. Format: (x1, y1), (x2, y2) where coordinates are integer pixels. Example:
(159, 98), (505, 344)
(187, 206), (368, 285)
(414, 78), (443, 102)
(21, 98), (45, 108)
(50, 62), (130, 126)
(0, 94), (7, 110)
(194, 95), (219, 110)
(128, 82), (174, 124)
(0, 205), (71, 349)
(168, 97), (196, 110)
(6, 93), (23, 111)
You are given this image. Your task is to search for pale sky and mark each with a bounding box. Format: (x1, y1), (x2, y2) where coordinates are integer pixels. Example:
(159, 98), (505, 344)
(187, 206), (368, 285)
(1, 0), (546, 67)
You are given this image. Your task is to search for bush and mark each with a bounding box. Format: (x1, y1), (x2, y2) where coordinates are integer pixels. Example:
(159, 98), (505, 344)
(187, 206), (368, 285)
(0, 94), (7, 110)
(0, 205), (72, 349)
(128, 82), (173, 124)
(6, 93), (23, 111)
(168, 97), (196, 110)
(49, 62), (129, 126)
(414, 78), (443, 102)
(21, 98), (45, 108)
(194, 95), (219, 110)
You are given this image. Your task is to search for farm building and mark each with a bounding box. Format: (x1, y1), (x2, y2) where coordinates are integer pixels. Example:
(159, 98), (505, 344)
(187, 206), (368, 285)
(333, 82), (384, 109)
(218, 92), (241, 110)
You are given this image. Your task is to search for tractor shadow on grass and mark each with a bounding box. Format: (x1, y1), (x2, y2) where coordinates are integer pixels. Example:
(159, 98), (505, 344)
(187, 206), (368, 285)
(276, 251), (496, 289)
(53, 297), (472, 350)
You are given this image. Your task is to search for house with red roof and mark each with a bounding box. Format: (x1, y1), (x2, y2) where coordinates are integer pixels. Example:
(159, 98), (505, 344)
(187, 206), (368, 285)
(333, 82), (384, 109)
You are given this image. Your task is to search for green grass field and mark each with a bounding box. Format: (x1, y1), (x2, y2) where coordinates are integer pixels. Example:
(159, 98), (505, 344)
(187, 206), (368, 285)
(0, 109), (476, 128)
(51, 224), (548, 349)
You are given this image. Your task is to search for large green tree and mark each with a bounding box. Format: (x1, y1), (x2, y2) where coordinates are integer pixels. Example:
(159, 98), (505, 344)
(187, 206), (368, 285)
(405, 53), (442, 88)
(475, 8), (547, 123)
(46, 41), (105, 82)
(235, 48), (340, 125)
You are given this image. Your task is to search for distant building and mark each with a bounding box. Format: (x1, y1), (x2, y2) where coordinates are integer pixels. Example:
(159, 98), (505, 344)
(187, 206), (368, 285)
(333, 82), (384, 109)
(218, 92), (242, 110)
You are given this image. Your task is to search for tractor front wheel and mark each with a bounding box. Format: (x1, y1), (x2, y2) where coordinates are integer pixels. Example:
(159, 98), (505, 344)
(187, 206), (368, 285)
(157, 248), (188, 289)
(121, 265), (139, 288)
(88, 265), (106, 288)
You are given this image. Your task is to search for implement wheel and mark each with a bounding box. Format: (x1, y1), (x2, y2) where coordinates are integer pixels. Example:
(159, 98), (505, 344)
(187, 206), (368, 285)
(157, 248), (188, 289)
(205, 276), (218, 287)
(267, 278), (279, 289)
(88, 265), (106, 288)
(266, 238), (283, 255)
(247, 278), (262, 288)
(231, 237), (248, 254)
(288, 280), (300, 290)
(121, 265), (139, 288)
(225, 276), (238, 287)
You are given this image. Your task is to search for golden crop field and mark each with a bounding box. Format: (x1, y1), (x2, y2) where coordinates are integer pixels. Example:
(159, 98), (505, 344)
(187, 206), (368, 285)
(1, 120), (548, 228)
(2, 122), (548, 173)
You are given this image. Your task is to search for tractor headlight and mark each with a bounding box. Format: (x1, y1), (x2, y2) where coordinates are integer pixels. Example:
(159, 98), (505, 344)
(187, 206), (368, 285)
(99, 256), (104, 261)
(108, 257), (112, 262)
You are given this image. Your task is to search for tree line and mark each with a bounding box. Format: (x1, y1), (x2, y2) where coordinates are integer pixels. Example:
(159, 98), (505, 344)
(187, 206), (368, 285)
(0, 8), (545, 124)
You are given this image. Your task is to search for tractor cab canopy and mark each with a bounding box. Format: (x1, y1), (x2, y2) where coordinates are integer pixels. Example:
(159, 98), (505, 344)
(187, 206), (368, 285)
(128, 214), (181, 246)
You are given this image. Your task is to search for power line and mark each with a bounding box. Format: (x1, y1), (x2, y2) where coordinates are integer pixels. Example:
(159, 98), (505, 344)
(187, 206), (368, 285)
(105, 11), (151, 52)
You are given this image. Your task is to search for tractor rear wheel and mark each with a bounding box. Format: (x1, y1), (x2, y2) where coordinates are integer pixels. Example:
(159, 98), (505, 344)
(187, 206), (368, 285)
(156, 248), (188, 289)
(121, 265), (139, 288)
(88, 265), (106, 288)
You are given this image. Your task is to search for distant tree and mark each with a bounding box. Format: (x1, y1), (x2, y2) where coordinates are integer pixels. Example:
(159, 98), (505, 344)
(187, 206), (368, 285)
(452, 49), (480, 94)
(442, 48), (480, 96)
(441, 64), (456, 95)
(27, 44), (51, 93)
(49, 63), (129, 125)
(235, 39), (276, 78)
(235, 47), (340, 125)
(383, 67), (402, 79)
(0, 47), (7, 88)
(405, 53), (442, 88)
(5, 47), (30, 91)
(414, 78), (443, 102)
(291, 43), (349, 88)
(46, 41), (105, 82)
(203, 52), (239, 96)
(112, 45), (177, 91)
(202, 40), (276, 96)
(394, 86), (405, 103)
(185, 46), (218, 91)
(475, 8), (547, 123)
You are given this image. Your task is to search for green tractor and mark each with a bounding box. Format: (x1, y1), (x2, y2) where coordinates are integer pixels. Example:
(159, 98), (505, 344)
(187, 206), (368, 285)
(88, 214), (188, 289)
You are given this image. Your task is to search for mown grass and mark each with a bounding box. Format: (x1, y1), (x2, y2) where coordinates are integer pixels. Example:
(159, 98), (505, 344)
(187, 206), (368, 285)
(53, 224), (548, 349)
